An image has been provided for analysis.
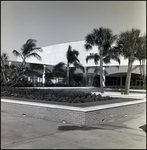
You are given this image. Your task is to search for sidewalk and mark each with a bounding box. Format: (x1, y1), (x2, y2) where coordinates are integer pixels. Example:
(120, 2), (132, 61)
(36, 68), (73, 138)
(1, 110), (146, 149)
(91, 91), (146, 99)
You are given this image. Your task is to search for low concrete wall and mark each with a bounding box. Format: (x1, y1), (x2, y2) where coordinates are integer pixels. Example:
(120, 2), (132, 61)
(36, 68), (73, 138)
(1, 99), (146, 126)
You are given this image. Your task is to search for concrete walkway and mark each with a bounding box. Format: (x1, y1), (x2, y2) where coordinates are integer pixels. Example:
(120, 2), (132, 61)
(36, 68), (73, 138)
(91, 91), (146, 99)
(1, 110), (146, 149)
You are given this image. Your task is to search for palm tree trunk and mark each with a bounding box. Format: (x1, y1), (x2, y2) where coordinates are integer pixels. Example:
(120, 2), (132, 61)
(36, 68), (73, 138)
(124, 60), (132, 95)
(2, 71), (7, 83)
(67, 64), (69, 85)
(100, 54), (104, 93)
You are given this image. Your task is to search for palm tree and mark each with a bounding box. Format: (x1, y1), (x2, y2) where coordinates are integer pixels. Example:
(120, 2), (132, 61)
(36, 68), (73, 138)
(85, 27), (120, 93)
(52, 45), (85, 86)
(12, 39), (43, 86)
(53, 62), (66, 78)
(66, 45), (84, 85)
(134, 35), (146, 87)
(115, 28), (146, 94)
(1, 53), (9, 84)
(13, 39), (43, 67)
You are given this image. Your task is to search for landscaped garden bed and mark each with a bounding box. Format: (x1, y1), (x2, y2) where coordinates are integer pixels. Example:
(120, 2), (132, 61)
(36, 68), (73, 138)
(1, 86), (141, 107)
(1, 86), (113, 103)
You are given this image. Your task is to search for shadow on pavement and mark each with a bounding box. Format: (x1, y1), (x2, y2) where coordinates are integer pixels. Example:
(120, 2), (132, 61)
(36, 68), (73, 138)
(58, 125), (103, 131)
(139, 124), (146, 132)
(58, 124), (132, 131)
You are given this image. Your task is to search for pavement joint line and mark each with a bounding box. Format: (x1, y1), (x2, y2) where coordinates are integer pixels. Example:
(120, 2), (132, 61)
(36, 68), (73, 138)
(1, 98), (146, 112)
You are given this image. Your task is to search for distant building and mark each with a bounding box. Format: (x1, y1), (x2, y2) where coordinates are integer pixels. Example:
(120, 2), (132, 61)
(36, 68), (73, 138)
(13, 40), (146, 88)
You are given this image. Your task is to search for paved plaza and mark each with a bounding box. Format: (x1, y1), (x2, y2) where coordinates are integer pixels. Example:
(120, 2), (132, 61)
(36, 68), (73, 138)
(1, 109), (146, 149)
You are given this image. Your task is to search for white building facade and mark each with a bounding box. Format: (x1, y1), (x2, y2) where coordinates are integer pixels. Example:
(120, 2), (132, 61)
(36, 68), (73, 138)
(16, 40), (146, 88)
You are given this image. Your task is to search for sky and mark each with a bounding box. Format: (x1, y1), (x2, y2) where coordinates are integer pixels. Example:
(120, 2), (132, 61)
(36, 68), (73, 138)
(1, 1), (146, 61)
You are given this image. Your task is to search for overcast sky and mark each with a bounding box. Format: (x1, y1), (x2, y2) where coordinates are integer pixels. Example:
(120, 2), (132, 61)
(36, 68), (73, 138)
(1, 1), (146, 61)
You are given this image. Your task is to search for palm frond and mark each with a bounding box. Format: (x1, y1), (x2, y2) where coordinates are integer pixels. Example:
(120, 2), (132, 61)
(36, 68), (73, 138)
(85, 33), (95, 46)
(84, 44), (92, 50)
(21, 39), (42, 56)
(66, 45), (80, 65)
(103, 55), (111, 64)
(26, 53), (42, 61)
(73, 61), (85, 73)
(86, 53), (100, 65)
(13, 50), (23, 60)
(53, 62), (66, 73)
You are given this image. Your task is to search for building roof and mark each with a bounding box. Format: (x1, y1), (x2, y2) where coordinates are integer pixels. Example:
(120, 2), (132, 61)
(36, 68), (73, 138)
(16, 40), (145, 67)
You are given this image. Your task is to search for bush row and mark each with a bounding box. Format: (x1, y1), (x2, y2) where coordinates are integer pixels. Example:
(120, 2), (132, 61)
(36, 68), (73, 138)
(1, 86), (113, 103)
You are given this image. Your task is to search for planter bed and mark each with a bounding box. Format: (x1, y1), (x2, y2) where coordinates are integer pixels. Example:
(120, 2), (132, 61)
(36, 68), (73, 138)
(1, 87), (146, 126)
(1, 97), (146, 126)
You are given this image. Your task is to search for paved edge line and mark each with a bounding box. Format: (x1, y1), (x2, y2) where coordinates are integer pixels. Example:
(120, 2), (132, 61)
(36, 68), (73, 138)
(1, 98), (146, 112)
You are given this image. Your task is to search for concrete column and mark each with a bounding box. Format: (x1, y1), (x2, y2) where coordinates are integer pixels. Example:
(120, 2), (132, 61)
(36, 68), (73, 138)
(9, 61), (11, 66)
(28, 76), (30, 81)
(42, 65), (46, 86)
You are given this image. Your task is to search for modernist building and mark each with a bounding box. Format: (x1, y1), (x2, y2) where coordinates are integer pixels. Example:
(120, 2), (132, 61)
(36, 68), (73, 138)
(14, 40), (146, 88)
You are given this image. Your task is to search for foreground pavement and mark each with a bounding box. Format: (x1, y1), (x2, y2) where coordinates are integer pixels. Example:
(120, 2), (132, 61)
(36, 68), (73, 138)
(1, 110), (146, 149)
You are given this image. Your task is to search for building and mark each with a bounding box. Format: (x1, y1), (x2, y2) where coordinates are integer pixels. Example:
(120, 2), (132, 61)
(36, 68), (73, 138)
(14, 40), (146, 88)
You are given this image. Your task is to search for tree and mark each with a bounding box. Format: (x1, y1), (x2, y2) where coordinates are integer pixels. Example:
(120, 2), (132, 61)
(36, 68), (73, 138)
(115, 28), (146, 94)
(66, 45), (84, 85)
(85, 27), (120, 93)
(7, 64), (30, 87)
(134, 35), (146, 87)
(12, 39), (43, 86)
(53, 45), (85, 86)
(13, 39), (43, 67)
(53, 62), (66, 78)
(1, 53), (9, 84)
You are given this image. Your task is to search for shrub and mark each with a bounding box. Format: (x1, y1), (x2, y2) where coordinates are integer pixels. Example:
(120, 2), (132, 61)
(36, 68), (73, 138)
(1, 87), (114, 103)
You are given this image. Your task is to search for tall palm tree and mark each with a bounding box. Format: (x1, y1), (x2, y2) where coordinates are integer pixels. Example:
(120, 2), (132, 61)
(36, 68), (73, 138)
(134, 35), (146, 87)
(115, 28), (146, 94)
(1, 52), (9, 84)
(66, 45), (84, 85)
(85, 27), (120, 93)
(52, 45), (84, 86)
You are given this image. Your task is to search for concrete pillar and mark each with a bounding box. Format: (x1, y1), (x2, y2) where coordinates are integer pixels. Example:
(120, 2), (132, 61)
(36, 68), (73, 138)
(42, 65), (46, 86)
(28, 76), (30, 81)
(9, 61), (11, 66)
